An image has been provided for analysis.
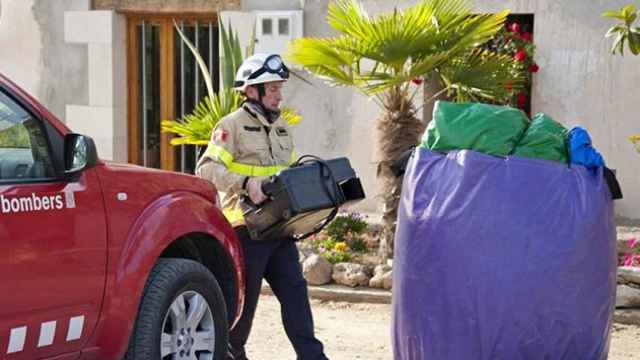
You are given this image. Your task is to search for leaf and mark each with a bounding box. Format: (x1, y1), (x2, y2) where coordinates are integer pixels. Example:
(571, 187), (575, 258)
(630, 32), (640, 55)
(611, 32), (626, 55)
(162, 89), (244, 146)
(174, 20), (215, 101)
(438, 49), (527, 103)
(602, 10), (627, 21)
(605, 25), (625, 38)
(247, 24), (256, 57)
(622, 4), (638, 18)
(282, 107), (303, 126)
(219, 20), (235, 90)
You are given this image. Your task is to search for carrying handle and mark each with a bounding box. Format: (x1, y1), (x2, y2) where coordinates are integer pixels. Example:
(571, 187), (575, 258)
(290, 155), (343, 241)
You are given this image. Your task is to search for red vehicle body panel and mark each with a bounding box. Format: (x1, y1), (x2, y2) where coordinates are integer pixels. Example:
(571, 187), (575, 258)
(0, 73), (244, 360)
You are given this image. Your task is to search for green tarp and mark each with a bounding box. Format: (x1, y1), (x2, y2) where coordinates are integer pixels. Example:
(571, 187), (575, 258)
(512, 113), (568, 163)
(421, 101), (529, 157)
(421, 101), (569, 164)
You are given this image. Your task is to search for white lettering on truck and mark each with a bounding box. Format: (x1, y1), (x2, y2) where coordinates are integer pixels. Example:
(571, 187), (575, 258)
(0, 193), (66, 214)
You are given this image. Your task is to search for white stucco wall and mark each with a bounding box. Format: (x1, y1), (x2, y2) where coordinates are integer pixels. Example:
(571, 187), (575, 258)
(249, 0), (640, 220)
(0, 0), (45, 96)
(0, 0), (90, 119)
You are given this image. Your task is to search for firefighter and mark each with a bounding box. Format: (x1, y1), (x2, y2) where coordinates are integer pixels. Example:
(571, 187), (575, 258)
(196, 53), (329, 360)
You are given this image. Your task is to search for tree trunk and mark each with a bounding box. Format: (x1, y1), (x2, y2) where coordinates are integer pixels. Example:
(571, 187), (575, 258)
(423, 74), (448, 127)
(376, 79), (448, 261)
(376, 86), (425, 261)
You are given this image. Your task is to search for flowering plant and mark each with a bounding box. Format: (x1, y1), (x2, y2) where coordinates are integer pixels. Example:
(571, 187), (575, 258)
(621, 238), (640, 267)
(306, 212), (372, 263)
(324, 212), (369, 252)
(487, 22), (539, 110)
(310, 234), (352, 264)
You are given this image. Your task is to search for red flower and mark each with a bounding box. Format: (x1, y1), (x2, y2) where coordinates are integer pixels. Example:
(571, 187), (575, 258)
(412, 78), (423, 85)
(514, 49), (527, 62)
(517, 93), (527, 108)
(522, 32), (533, 42)
(529, 63), (539, 73)
(508, 22), (521, 34)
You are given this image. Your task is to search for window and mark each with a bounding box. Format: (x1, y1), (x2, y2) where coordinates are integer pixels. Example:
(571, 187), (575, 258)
(278, 18), (289, 36)
(0, 91), (55, 182)
(262, 18), (273, 35)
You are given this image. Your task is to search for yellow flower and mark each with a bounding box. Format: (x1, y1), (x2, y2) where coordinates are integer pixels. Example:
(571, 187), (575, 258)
(334, 242), (348, 252)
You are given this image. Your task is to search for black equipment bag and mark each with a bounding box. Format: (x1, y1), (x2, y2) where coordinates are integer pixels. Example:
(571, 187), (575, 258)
(241, 156), (365, 241)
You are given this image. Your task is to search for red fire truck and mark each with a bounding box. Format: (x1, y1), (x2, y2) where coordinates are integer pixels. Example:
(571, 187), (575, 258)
(0, 73), (244, 360)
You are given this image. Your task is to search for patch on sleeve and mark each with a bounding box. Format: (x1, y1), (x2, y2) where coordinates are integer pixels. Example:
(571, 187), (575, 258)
(213, 129), (229, 143)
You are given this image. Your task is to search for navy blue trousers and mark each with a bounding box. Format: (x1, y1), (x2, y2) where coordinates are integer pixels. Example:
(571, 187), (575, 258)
(228, 227), (328, 360)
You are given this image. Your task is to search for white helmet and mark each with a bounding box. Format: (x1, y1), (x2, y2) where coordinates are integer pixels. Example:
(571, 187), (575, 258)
(234, 53), (290, 92)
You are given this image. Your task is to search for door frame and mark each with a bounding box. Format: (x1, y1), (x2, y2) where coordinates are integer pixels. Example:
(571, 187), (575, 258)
(125, 12), (218, 170)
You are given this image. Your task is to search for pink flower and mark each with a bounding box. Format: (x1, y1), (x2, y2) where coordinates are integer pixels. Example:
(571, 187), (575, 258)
(522, 32), (533, 42)
(628, 237), (638, 249)
(508, 22), (521, 34)
(529, 63), (539, 73)
(623, 253), (635, 267)
(514, 49), (527, 62)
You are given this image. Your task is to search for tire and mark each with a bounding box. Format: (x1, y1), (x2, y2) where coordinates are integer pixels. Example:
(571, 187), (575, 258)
(124, 258), (229, 360)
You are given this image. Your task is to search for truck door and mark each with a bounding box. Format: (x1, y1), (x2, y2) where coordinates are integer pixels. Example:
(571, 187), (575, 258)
(0, 89), (107, 359)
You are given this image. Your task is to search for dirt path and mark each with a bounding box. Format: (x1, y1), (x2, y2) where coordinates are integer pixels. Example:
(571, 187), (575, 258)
(246, 295), (640, 360)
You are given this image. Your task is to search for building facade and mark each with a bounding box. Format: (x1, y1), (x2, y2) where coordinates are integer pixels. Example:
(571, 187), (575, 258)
(1, 0), (638, 219)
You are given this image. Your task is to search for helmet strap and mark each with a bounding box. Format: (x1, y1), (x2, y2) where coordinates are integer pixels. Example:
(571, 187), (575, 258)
(257, 83), (266, 100)
(244, 97), (281, 124)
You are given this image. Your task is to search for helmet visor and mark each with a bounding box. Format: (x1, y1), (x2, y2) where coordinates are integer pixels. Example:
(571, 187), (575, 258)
(248, 54), (290, 81)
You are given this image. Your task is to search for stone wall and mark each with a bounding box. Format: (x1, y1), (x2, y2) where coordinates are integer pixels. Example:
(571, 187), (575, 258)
(92, 0), (240, 12)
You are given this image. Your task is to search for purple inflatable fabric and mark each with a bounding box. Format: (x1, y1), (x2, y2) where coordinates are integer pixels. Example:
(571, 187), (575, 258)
(392, 148), (616, 360)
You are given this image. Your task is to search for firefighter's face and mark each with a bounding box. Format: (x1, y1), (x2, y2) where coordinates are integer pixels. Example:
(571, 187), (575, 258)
(247, 82), (283, 111)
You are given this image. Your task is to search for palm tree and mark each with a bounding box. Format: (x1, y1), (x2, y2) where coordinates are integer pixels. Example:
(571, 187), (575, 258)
(287, 0), (525, 259)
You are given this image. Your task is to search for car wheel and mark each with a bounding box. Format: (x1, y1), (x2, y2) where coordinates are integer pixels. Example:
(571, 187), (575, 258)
(124, 258), (228, 360)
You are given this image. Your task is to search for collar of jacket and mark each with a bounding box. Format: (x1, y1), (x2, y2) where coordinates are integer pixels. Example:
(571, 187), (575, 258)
(242, 100), (279, 126)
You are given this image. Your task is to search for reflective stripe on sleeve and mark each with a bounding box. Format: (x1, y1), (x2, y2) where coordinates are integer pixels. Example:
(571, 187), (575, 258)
(204, 145), (288, 177)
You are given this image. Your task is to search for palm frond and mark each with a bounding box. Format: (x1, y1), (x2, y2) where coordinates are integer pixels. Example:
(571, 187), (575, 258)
(174, 20), (215, 101)
(286, 37), (357, 86)
(438, 49), (526, 103)
(327, 0), (374, 41)
(162, 89), (244, 146)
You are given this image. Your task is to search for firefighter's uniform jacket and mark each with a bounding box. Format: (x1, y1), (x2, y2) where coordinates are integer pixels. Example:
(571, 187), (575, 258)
(195, 102), (295, 225)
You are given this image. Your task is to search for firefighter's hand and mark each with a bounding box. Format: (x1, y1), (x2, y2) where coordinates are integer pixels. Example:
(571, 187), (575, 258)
(246, 177), (268, 205)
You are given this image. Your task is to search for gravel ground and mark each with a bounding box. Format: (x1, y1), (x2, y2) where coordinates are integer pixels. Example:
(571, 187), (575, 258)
(246, 295), (640, 360)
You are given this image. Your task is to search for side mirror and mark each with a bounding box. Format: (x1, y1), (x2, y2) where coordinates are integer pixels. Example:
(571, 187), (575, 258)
(64, 134), (98, 177)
